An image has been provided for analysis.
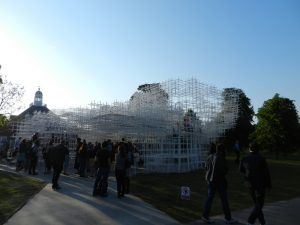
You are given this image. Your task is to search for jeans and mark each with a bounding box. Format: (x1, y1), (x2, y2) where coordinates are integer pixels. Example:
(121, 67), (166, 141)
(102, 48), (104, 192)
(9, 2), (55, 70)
(93, 167), (110, 192)
(115, 169), (126, 196)
(248, 188), (266, 225)
(52, 165), (62, 188)
(64, 156), (69, 172)
(79, 157), (86, 176)
(28, 156), (37, 174)
(203, 181), (232, 220)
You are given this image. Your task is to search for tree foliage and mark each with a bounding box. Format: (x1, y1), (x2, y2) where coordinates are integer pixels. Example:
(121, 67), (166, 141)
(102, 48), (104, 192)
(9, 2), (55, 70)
(223, 88), (255, 149)
(251, 94), (300, 153)
(0, 66), (24, 115)
(130, 83), (169, 107)
(0, 114), (8, 127)
(183, 109), (200, 132)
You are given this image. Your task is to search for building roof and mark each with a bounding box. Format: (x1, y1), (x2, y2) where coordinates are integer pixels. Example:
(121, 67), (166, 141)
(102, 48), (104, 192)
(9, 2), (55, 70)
(16, 105), (50, 120)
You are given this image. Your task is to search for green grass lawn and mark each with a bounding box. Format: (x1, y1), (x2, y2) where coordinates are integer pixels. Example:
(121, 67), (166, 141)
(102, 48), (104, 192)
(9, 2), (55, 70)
(131, 157), (300, 223)
(0, 171), (45, 225)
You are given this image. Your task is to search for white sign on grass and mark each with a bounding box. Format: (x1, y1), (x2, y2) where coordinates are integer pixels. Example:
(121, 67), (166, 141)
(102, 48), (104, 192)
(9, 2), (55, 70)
(180, 186), (190, 200)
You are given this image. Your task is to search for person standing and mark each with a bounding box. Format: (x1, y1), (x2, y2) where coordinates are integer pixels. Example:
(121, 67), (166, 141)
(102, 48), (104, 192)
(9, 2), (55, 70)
(74, 137), (82, 174)
(115, 144), (127, 198)
(79, 139), (88, 177)
(24, 140), (32, 172)
(233, 140), (241, 164)
(63, 141), (70, 175)
(28, 139), (39, 175)
(240, 142), (272, 225)
(43, 140), (53, 174)
(14, 137), (22, 158)
(93, 141), (111, 196)
(49, 140), (67, 190)
(202, 143), (237, 224)
(16, 139), (26, 171)
(124, 142), (134, 194)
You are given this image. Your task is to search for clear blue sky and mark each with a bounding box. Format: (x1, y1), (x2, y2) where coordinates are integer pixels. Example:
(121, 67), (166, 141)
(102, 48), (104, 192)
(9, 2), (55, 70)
(0, 0), (299, 114)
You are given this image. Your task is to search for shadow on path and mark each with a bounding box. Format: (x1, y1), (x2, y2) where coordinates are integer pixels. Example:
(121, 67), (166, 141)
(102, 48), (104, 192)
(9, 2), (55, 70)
(1, 163), (179, 225)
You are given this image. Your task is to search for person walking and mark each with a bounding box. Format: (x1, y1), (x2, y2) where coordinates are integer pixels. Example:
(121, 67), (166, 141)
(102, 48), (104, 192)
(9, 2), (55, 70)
(240, 142), (272, 225)
(49, 140), (67, 190)
(202, 143), (237, 224)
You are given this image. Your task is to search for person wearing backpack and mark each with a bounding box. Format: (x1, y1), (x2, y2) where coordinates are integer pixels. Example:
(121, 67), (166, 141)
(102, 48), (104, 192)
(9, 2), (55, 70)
(240, 142), (272, 225)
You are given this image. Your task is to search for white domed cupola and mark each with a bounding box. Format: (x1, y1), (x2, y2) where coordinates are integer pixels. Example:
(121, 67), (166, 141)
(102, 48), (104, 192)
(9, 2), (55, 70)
(34, 88), (43, 106)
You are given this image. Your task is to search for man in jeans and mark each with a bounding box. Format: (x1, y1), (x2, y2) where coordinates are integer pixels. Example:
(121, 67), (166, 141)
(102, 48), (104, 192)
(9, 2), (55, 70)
(202, 143), (237, 224)
(240, 142), (272, 225)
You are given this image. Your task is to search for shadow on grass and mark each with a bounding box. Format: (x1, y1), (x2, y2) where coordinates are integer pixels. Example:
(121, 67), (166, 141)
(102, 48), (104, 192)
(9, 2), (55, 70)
(0, 170), (45, 225)
(131, 159), (300, 223)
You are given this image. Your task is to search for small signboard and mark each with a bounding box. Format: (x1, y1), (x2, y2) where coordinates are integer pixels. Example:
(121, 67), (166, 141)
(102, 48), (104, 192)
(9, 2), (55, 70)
(180, 186), (191, 200)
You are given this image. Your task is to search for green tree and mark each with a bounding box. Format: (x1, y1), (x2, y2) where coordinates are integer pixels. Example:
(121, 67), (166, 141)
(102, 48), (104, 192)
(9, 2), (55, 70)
(183, 109), (200, 132)
(0, 114), (8, 127)
(251, 94), (300, 154)
(129, 83), (169, 108)
(223, 88), (255, 149)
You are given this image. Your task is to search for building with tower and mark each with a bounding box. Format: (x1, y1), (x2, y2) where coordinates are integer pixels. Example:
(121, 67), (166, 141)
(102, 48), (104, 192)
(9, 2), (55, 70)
(33, 88), (43, 106)
(17, 88), (49, 118)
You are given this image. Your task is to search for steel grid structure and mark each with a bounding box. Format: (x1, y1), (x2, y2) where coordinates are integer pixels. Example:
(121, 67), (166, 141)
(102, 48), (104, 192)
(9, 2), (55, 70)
(12, 79), (239, 173)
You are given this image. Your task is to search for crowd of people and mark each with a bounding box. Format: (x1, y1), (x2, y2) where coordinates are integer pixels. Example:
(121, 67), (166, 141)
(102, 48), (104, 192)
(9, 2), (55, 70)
(9, 133), (137, 197)
(6, 133), (272, 225)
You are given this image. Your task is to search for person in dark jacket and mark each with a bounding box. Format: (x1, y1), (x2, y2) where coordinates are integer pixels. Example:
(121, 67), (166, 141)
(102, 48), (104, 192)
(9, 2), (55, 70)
(43, 140), (54, 174)
(93, 141), (111, 196)
(28, 139), (39, 175)
(240, 142), (272, 225)
(124, 141), (134, 194)
(63, 141), (70, 175)
(49, 140), (68, 190)
(79, 139), (88, 177)
(74, 138), (82, 173)
(16, 139), (27, 171)
(202, 143), (237, 224)
(115, 144), (127, 198)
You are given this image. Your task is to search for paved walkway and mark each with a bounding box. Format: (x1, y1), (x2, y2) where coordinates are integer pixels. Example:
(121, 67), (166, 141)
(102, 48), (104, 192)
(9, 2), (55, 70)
(190, 199), (300, 225)
(0, 163), (179, 225)
(1, 161), (300, 225)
